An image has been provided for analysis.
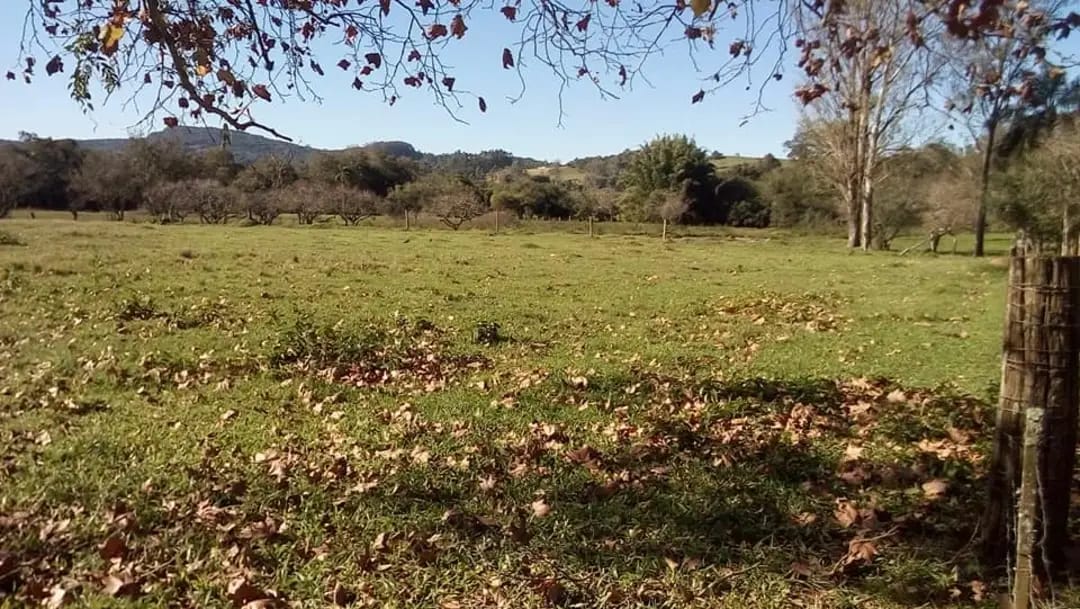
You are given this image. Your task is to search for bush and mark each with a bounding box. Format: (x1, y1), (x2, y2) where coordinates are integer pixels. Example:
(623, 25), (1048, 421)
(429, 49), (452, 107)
(727, 199), (771, 228)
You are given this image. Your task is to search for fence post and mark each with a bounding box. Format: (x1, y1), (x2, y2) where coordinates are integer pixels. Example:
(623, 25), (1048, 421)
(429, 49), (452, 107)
(982, 253), (1080, 580)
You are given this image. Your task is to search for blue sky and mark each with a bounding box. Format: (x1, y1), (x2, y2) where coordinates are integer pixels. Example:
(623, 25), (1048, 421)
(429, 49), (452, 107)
(2, 6), (1077, 162)
(0, 6), (800, 161)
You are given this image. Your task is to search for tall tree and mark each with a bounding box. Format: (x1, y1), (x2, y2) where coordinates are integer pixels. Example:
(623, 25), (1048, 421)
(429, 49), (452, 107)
(945, 0), (1073, 257)
(618, 135), (716, 222)
(796, 0), (944, 250)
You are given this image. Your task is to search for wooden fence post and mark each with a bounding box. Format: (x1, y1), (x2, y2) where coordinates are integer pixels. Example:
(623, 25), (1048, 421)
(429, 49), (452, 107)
(982, 253), (1080, 579)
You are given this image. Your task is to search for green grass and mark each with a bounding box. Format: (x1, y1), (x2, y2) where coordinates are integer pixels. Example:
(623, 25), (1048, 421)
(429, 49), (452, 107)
(0, 218), (1070, 608)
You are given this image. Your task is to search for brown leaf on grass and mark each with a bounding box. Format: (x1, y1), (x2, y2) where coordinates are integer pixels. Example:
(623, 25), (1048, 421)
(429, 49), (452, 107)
(841, 538), (878, 567)
(535, 578), (566, 605)
(372, 532), (390, 552)
(331, 582), (356, 606)
(220, 408), (237, 421)
(478, 475), (497, 492)
(842, 443), (864, 462)
(227, 577), (269, 607)
(102, 573), (139, 597)
(921, 478), (948, 500)
(242, 601), (285, 609)
(531, 498), (551, 518)
(99, 534), (126, 562)
(886, 389), (907, 403)
(792, 511), (818, 526)
(789, 561), (815, 578)
(46, 584), (70, 609)
(834, 500), (860, 528)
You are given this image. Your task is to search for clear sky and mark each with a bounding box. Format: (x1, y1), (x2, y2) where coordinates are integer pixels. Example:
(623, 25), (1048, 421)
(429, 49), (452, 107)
(2, 6), (1077, 162)
(0, 6), (801, 161)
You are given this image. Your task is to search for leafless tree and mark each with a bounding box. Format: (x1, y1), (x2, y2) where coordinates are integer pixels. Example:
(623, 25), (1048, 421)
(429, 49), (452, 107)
(796, 0), (946, 250)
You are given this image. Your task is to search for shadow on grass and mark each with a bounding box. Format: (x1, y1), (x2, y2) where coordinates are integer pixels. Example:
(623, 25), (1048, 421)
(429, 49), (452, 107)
(361, 375), (995, 607)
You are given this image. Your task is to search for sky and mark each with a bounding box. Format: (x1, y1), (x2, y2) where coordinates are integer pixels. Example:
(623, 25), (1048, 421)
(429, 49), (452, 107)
(1, 5), (1077, 162)
(0, 5), (804, 161)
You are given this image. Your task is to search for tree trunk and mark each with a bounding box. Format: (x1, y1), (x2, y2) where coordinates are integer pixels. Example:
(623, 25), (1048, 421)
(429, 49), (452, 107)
(859, 175), (874, 251)
(494, 208), (500, 234)
(982, 253), (1080, 575)
(588, 217), (594, 238)
(662, 218), (668, 241)
(974, 122), (997, 258)
(860, 114), (881, 251)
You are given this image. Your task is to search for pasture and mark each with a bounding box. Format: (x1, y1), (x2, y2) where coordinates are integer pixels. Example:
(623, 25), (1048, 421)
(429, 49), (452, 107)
(0, 219), (1069, 608)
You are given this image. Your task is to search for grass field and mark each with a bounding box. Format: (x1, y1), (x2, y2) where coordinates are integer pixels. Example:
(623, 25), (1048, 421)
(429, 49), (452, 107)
(0, 219), (1073, 608)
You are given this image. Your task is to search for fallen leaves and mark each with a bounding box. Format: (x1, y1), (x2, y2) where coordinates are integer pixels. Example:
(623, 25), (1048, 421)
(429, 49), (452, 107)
(921, 478), (949, 500)
(530, 498), (552, 518)
(98, 534), (126, 562)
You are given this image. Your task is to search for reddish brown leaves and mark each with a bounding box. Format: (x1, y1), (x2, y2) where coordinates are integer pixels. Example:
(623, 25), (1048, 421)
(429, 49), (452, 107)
(99, 534), (127, 562)
(478, 96), (487, 112)
(451, 15), (468, 39)
(501, 48), (514, 69)
(416, 0), (435, 14)
(379, 0), (391, 16)
(426, 23), (449, 40)
(251, 84), (271, 102)
(163, 116), (179, 128)
(408, 49), (422, 62)
(45, 56), (63, 76)
(691, 90), (705, 103)
(337, 59), (350, 71)
(228, 577), (274, 607)
(331, 582), (356, 606)
(500, 6), (517, 21)
(576, 14), (591, 32)
(442, 77), (455, 91)
(618, 65), (627, 86)
(365, 53), (382, 69)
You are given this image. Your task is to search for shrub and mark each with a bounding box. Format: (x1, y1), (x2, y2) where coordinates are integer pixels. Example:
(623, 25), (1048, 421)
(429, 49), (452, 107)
(727, 199), (771, 228)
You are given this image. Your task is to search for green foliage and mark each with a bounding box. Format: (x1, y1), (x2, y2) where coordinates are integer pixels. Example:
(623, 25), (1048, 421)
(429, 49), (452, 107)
(874, 145), (962, 249)
(0, 147), (35, 218)
(727, 199), (771, 228)
(760, 163), (837, 228)
(419, 149), (522, 179)
(621, 133), (706, 193)
(305, 149), (414, 196)
(490, 173), (585, 219)
(993, 123), (1080, 248)
(270, 315), (383, 368)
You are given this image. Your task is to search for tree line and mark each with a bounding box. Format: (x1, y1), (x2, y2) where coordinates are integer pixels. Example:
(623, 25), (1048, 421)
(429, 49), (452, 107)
(0, 132), (785, 230)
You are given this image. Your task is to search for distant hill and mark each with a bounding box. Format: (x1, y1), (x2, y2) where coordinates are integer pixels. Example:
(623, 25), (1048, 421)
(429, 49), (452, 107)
(1, 127), (772, 179)
(0, 127), (543, 169)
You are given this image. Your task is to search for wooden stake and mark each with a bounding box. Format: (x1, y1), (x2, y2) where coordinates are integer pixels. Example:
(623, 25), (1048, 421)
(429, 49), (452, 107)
(1013, 406), (1043, 609)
